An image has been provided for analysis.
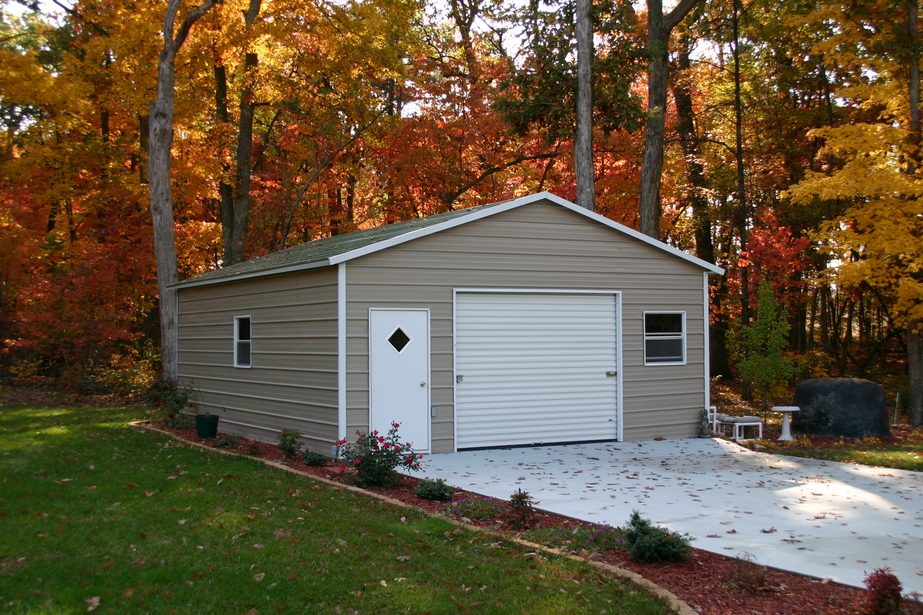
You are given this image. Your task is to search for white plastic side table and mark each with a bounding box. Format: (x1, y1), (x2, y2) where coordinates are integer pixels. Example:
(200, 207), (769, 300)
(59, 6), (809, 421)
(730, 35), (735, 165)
(772, 406), (800, 441)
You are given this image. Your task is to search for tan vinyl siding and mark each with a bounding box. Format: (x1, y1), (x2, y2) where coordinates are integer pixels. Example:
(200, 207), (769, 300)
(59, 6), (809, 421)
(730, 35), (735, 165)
(345, 199), (710, 452)
(178, 268), (338, 451)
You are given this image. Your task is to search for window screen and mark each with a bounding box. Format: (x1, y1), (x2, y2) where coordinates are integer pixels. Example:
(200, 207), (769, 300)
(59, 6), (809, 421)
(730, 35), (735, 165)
(235, 316), (252, 368)
(644, 312), (685, 365)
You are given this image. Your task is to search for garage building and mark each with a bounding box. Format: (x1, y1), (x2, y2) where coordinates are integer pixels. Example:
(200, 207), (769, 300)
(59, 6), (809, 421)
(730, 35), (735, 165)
(174, 192), (724, 453)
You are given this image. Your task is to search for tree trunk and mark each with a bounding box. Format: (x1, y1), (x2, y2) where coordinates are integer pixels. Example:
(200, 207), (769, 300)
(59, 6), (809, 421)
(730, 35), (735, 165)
(148, 0), (219, 385)
(906, 0), (921, 427)
(638, 0), (701, 239)
(225, 0), (262, 265)
(732, 0), (749, 328)
(910, 321), (922, 427)
(214, 64), (235, 264)
(670, 32), (712, 264)
(574, 0), (594, 211)
(149, 76), (180, 385)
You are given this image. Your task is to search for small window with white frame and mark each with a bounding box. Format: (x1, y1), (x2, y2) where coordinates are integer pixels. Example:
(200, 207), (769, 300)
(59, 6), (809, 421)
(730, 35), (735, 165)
(644, 312), (685, 365)
(234, 316), (252, 368)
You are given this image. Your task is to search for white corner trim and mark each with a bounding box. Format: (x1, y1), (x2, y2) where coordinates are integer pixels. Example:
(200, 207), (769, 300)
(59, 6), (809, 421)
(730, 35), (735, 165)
(703, 271), (712, 415)
(337, 262), (347, 442)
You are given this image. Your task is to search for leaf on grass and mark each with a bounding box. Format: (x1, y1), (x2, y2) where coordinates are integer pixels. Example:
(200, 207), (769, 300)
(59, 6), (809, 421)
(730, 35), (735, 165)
(102, 561), (116, 569)
(252, 543), (265, 550)
(125, 483), (138, 489)
(288, 574), (297, 581)
(253, 573), (266, 582)
(273, 529), (289, 539)
(178, 519), (187, 526)
(144, 491), (155, 497)
(84, 596), (100, 611)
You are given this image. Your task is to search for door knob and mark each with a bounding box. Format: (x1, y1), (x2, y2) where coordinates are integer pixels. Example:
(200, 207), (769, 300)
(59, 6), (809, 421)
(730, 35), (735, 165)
(420, 381), (426, 387)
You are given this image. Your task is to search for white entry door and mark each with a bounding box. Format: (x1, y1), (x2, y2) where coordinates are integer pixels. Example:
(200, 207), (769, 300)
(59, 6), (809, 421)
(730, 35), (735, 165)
(369, 309), (430, 452)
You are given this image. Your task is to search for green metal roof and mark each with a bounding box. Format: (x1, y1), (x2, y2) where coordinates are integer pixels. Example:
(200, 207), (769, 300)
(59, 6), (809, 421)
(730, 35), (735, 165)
(174, 201), (504, 288)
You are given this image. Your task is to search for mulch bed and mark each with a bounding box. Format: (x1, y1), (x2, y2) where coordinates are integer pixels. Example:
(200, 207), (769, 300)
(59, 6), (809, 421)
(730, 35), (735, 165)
(149, 422), (878, 615)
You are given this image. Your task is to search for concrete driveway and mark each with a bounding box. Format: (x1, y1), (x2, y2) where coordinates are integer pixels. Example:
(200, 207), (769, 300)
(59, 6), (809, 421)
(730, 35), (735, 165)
(419, 438), (923, 593)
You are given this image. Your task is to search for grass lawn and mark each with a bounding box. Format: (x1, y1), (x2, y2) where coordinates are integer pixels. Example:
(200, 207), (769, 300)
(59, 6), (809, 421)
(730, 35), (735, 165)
(0, 404), (671, 615)
(764, 439), (923, 472)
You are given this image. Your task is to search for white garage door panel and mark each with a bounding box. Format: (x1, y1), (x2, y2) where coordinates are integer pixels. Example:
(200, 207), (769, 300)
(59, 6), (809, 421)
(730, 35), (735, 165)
(455, 292), (618, 449)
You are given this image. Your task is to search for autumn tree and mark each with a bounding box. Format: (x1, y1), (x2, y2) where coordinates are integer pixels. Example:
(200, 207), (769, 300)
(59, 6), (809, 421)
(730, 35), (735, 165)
(637, 0), (701, 240)
(788, 0), (922, 425)
(149, 0), (219, 384)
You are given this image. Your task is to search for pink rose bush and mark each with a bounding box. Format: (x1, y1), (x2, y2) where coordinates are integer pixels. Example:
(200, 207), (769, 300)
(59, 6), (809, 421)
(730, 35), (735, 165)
(334, 422), (423, 487)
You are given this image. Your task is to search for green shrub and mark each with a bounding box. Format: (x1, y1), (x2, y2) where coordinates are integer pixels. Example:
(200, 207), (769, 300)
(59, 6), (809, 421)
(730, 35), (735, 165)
(278, 429), (302, 459)
(506, 489), (537, 530)
(414, 478), (455, 501)
(622, 510), (690, 563)
(147, 383), (195, 427)
(302, 449), (328, 467)
(335, 423), (423, 487)
(245, 443), (263, 456)
(212, 436), (240, 449)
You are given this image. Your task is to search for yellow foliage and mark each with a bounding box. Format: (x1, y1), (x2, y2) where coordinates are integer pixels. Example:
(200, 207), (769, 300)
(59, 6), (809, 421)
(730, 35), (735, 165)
(786, 3), (923, 328)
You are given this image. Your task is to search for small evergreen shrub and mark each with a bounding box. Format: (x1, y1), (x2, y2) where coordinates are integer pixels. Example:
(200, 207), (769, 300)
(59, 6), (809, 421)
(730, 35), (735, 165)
(278, 429), (302, 459)
(212, 435), (240, 449)
(862, 568), (903, 615)
(302, 449), (328, 467)
(245, 443), (263, 456)
(506, 489), (537, 530)
(335, 423), (423, 487)
(414, 478), (455, 501)
(622, 510), (690, 563)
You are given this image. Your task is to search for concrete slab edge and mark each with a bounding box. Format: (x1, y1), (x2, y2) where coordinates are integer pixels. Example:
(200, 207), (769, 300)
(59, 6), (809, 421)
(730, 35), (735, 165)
(130, 421), (697, 615)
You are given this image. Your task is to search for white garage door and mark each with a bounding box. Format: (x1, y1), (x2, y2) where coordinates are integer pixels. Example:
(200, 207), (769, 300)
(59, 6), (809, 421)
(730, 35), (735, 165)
(455, 292), (619, 449)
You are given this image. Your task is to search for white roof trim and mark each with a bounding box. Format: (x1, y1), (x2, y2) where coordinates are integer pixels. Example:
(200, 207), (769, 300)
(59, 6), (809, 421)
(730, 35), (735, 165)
(328, 192), (725, 275)
(171, 260), (330, 290)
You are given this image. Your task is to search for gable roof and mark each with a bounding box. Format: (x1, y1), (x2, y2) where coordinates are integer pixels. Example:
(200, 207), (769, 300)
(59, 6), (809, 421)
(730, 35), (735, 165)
(173, 192), (724, 289)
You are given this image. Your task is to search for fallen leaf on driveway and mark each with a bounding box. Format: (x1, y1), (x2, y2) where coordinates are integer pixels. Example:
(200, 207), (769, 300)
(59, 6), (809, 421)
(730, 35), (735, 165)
(761, 527), (777, 533)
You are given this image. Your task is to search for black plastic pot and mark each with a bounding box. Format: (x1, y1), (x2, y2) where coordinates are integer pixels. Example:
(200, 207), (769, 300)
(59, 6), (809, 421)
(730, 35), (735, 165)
(195, 414), (219, 439)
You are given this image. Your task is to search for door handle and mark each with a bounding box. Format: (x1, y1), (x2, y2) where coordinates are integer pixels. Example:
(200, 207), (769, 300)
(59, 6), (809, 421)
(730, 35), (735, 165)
(420, 381), (426, 387)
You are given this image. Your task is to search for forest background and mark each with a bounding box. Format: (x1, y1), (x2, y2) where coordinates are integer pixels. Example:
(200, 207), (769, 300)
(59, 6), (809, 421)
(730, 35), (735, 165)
(0, 0), (920, 423)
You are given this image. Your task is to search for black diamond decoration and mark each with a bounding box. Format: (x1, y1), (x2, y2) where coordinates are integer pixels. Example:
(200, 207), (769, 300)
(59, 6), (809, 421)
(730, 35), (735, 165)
(388, 327), (411, 352)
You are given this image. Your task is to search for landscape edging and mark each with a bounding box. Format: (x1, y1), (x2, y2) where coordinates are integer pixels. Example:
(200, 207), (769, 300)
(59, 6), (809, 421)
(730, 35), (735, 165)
(130, 421), (697, 615)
